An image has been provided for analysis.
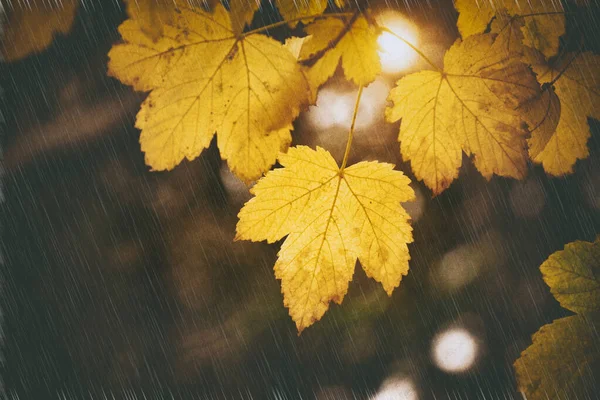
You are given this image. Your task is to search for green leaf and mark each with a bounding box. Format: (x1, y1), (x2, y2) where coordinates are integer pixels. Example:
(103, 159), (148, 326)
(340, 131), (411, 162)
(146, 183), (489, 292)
(514, 315), (600, 399)
(540, 237), (600, 314)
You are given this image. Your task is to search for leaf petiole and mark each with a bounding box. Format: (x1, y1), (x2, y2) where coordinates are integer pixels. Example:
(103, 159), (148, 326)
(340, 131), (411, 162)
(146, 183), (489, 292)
(241, 12), (356, 38)
(340, 85), (363, 172)
(517, 11), (570, 19)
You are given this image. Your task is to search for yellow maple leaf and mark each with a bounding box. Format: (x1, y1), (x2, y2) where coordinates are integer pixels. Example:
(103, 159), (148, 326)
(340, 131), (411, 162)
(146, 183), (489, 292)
(386, 30), (539, 194)
(298, 13), (381, 96)
(514, 237), (600, 399)
(235, 146), (415, 332)
(274, 0), (329, 28)
(454, 0), (565, 58)
(539, 237), (600, 314)
(522, 50), (600, 175)
(1, 0), (78, 62)
(108, 2), (310, 183)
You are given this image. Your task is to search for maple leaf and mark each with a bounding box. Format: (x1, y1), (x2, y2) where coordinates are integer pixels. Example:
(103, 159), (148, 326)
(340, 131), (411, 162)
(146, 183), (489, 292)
(235, 146), (414, 332)
(108, 2), (310, 183)
(454, 0), (565, 58)
(514, 315), (600, 399)
(1, 0), (78, 62)
(514, 237), (600, 399)
(298, 13), (381, 96)
(386, 30), (540, 194)
(522, 50), (600, 176)
(539, 237), (600, 314)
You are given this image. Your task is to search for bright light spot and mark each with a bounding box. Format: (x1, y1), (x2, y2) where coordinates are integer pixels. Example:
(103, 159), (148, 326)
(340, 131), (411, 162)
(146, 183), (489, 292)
(308, 88), (354, 130)
(432, 328), (478, 373)
(355, 79), (390, 131)
(308, 79), (390, 131)
(376, 11), (420, 74)
(372, 378), (418, 400)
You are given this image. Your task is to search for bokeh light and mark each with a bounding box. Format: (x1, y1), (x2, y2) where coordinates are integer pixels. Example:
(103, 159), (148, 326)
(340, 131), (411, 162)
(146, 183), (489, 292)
(376, 11), (420, 74)
(308, 88), (355, 130)
(509, 178), (546, 218)
(372, 377), (418, 400)
(434, 244), (483, 291)
(307, 78), (390, 132)
(432, 328), (478, 373)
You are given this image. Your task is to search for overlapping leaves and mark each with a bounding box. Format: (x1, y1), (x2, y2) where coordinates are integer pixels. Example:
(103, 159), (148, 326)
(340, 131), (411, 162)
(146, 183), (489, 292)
(514, 238), (600, 399)
(386, 26), (540, 194)
(10, 0), (596, 334)
(523, 49), (600, 175)
(454, 0), (564, 58)
(298, 12), (381, 97)
(108, 1), (311, 183)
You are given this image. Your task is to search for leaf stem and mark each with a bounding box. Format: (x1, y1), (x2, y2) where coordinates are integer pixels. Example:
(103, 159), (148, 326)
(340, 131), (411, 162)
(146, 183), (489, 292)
(517, 11), (570, 19)
(299, 11), (360, 66)
(548, 50), (581, 87)
(340, 85), (363, 171)
(377, 26), (442, 72)
(241, 12), (355, 38)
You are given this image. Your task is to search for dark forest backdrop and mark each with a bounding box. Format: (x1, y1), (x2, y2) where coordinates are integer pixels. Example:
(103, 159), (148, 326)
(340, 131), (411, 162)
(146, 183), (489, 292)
(2, 0), (600, 398)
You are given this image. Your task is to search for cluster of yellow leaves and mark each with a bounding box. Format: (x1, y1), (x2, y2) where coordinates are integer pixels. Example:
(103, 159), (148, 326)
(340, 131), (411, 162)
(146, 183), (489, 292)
(514, 237), (600, 399)
(454, 0), (565, 58)
(386, 19), (539, 194)
(235, 146), (414, 332)
(523, 48), (600, 176)
(108, 1), (312, 183)
(386, 0), (600, 194)
(9, 0), (597, 333)
(107, 0), (382, 185)
(298, 13), (380, 97)
(489, 11), (600, 177)
(1, 0), (78, 61)
(108, 0), (393, 332)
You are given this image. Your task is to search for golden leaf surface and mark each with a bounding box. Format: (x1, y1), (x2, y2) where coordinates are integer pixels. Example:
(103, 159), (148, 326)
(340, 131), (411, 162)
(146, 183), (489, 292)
(298, 14), (380, 96)
(523, 50), (600, 175)
(236, 146), (415, 332)
(226, 0), (261, 35)
(108, 2), (310, 183)
(514, 315), (600, 400)
(454, 0), (565, 58)
(386, 30), (539, 194)
(275, 0), (328, 28)
(540, 237), (600, 314)
(1, 0), (78, 61)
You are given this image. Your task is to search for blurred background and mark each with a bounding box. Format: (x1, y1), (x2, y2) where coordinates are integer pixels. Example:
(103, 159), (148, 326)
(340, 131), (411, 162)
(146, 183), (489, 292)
(2, 0), (599, 398)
